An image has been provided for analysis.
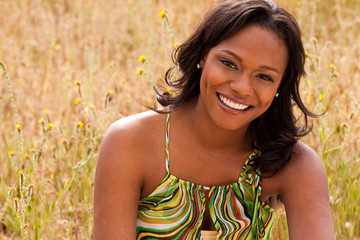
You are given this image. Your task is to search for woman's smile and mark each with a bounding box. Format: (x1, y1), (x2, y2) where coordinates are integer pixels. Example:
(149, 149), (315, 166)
(217, 93), (252, 112)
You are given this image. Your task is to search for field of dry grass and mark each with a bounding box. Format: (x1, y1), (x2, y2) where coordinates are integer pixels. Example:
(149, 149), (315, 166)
(0, 0), (359, 239)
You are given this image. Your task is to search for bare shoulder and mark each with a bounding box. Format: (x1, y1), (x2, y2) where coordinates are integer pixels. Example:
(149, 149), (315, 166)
(101, 111), (166, 161)
(93, 111), (166, 239)
(277, 141), (328, 198)
(96, 110), (167, 188)
(106, 110), (166, 143)
(278, 141), (325, 181)
(277, 141), (334, 240)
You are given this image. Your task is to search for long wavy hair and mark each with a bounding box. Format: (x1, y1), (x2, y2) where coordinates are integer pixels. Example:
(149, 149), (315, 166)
(154, 0), (318, 174)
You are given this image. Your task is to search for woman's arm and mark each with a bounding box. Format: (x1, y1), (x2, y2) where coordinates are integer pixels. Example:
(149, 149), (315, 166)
(94, 121), (143, 239)
(279, 142), (334, 240)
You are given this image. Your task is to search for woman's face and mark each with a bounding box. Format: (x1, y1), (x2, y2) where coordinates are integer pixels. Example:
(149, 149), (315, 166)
(198, 24), (288, 131)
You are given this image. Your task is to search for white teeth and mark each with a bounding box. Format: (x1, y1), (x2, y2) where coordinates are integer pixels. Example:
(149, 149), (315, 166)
(219, 94), (249, 111)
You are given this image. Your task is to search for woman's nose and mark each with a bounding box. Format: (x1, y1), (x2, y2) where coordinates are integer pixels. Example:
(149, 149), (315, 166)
(228, 73), (254, 96)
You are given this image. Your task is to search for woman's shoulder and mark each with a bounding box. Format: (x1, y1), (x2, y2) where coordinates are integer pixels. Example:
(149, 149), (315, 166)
(108, 110), (166, 137)
(98, 110), (167, 171)
(282, 141), (323, 174)
(276, 141), (328, 196)
(274, 144), (334, 239)
(104, 111), (167, 147)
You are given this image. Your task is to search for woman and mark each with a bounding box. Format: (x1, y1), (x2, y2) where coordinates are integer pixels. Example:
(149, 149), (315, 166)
(94, 0), (334, 239)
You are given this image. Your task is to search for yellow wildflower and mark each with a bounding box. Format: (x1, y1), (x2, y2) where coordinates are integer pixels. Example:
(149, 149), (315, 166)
(136, 67), (143, 75)
(158, 10), (166, 18)
(48, 123), (55, 129)
(319, 93), (325, 101)
(88, 104), (95, 109)
(77, 121), (84, 128)
(60, 138), (67, 144)
(16, 124), (22, 131)
(138, 55), (146, 63)
(73, 81), (80, 86)
(74, 98), (80, 104)
(334, 72), (339, 77)
(43, 109), (49, 114)
(306, 95), (311, 105)
(55, 44), (61, 50)
(166, 87), (172, 95)
(108, 89), (114, 95)
(329, 63), (335, 69)
(8, 151), (15, 156)
(64, 183), (68, 188)
(173, 42), (179, 49)
(314, 56), (318, 61)
(38, 118), (45, 124)
(23, 153), (30, 159)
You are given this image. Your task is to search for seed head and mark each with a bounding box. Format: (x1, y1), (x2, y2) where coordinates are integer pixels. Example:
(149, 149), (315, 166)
(13, 198), (19, 212)
(19, 171), (25, 187)
(27, 184), (35, 198)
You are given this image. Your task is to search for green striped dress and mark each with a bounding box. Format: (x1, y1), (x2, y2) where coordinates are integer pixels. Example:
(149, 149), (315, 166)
(136, 114), (275, 239)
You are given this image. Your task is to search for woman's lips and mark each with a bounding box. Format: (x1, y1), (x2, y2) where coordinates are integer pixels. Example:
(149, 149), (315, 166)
(218, 93), (252, 111)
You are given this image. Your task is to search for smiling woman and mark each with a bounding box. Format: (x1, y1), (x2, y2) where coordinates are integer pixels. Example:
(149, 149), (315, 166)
(94, 0), (334, 239)
(197, 24), (288, 132)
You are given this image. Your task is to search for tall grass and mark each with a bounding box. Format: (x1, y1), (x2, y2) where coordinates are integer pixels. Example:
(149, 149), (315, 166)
(0, 0), (359, 239)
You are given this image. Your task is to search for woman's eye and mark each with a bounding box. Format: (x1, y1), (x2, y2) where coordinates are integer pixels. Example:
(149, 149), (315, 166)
(220, 59), (237, 70)
(257, 74), (274, 82)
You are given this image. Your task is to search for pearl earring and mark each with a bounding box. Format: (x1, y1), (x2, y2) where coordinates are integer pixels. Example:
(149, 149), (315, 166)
(275, 93), (279, 97)
(196, 64), (201, 69)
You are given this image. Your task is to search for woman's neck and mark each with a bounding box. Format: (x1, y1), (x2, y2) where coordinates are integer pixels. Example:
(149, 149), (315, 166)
(174, 99), (252, 154)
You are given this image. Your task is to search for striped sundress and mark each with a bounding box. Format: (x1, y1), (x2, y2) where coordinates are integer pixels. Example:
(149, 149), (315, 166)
(136, 114), (275, 239)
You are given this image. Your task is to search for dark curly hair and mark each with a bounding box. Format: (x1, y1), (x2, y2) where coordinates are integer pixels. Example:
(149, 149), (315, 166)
(154, 0), (318, 175)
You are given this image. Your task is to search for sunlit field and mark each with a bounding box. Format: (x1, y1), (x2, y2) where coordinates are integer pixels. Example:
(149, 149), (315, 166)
(0, 0), (359, 239)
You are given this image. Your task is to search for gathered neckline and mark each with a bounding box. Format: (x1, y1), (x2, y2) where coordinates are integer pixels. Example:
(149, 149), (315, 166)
(165, 155), (254, 190)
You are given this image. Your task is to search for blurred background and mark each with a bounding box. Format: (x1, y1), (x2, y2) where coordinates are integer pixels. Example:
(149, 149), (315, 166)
(0, 0), (359, 239)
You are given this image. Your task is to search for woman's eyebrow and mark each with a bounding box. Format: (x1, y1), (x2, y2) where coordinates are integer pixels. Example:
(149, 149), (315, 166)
(259, 65), (280, 74)
(219, 49), (243, 63)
